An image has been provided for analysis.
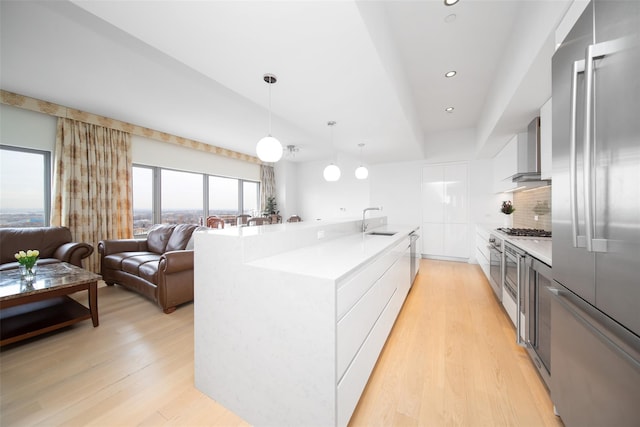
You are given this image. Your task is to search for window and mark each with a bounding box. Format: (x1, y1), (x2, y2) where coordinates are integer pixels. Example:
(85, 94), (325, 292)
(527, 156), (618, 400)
(161, 169), (204, 225)
(209, 176), (239, 217)
(0, 145), (51, 228)
(243, 181), (259, 215)
(132, 166), (154, 235)
(132, 164), (259, 231)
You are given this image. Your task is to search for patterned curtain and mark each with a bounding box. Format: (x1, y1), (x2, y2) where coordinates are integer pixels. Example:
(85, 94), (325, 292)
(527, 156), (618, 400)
(52, 118), (133, 273)
(260, 164), (276, 213)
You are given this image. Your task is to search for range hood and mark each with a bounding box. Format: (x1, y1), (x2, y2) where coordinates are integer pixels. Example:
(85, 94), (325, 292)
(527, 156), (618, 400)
(511, 117), (551, 184)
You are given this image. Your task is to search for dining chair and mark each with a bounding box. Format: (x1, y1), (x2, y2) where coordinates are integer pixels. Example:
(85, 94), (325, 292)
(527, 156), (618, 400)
(287, 215), (302, 223)
(236, 214), (251, 226)
(247, 217), (267, 226)
(206, 216), (225, 229)
(268, 214), (282, 224)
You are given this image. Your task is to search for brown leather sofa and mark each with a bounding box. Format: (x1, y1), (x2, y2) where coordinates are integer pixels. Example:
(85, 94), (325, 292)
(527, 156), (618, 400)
(0, 226), (94, 271)
(98, 224), (202, 313)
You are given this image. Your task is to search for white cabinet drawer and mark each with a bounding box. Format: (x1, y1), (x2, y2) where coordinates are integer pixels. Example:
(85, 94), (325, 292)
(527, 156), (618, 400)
(337, 287), (399, 427)
(337, 239), (406, 320)
(337, 253), (394, 321)
(476, 233), (490, 260)
(337, 267), (397, 381)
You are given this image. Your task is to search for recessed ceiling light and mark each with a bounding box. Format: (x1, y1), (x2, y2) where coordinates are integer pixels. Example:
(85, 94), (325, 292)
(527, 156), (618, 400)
(445, 107), (455, 113)
(444, 0), (459, 6)
(445, 70), (457, 78)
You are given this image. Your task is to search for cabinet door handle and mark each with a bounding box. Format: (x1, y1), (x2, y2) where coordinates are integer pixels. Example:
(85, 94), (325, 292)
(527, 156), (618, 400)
(570, 59), (585, 248)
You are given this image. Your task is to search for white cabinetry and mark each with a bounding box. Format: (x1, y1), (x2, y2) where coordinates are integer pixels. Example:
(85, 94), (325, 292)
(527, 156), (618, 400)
(540, 97), (552, 180)
(493, 135), (518, 193)
(337, 237), (410, 426)
(475, 226), (491, 281)
(421, 163), (468, 259)
(195, 221), (415, 427)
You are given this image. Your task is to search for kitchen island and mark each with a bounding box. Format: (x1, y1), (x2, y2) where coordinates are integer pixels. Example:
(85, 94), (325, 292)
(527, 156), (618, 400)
(194, 217), (418, 427)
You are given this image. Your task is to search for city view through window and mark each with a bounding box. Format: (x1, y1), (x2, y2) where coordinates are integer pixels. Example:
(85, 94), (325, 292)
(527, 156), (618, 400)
(132, 166), (260, 235)
(0, 150), (260, 234)
(0, 147), (49, 228)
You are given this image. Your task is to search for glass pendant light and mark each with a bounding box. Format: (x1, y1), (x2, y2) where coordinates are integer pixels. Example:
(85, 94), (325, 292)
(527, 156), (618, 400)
(355, 143), (369, 179)
(323, 121), (341, 182)
(256, 73), (283, 162)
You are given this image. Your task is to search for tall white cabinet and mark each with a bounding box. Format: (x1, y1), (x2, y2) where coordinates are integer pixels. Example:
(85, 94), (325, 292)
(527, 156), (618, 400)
(421, 163), (469, 259)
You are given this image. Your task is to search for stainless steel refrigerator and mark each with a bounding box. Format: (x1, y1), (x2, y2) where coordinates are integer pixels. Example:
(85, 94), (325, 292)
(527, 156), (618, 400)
(551, 0), (640, 426)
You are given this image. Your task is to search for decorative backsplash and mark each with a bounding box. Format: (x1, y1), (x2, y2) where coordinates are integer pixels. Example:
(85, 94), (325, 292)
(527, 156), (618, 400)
(513, 186), (552, 231)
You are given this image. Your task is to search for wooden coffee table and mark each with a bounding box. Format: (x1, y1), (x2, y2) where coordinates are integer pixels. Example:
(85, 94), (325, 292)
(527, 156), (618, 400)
(0, 262), (101, 346)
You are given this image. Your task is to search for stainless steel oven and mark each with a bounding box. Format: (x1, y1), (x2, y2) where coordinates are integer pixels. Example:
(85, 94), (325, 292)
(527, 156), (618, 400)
(503, 242), (526, 345)
(487, 234), (503, 301)
(525, 255), (552, 388)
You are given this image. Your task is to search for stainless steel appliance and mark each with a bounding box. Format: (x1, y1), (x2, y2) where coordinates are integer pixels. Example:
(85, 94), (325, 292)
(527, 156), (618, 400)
(487, 234), (503, 301)
(497, 228), (552, 238)
(551, 1), (640, 425)
(503, 242), (526, 344)
(524, 255), (552, 388)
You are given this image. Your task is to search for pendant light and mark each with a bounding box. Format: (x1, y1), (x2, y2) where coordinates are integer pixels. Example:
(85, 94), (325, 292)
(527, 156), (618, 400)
(355, 143), (369, 179)
(323, 121), (341, 182)
(256, 73), (283, 162)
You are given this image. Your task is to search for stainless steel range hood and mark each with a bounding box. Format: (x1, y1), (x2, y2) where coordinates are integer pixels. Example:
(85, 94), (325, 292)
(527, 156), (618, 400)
(511, 117), (551, 185)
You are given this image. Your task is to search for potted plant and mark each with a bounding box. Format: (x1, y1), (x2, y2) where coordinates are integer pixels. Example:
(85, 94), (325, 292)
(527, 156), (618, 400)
(501, 200), (515, 215)
(501, 200), (515, 228)
(263, 196), (279, 216)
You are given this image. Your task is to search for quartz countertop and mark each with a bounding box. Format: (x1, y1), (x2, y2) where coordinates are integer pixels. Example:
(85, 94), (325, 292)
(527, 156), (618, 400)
(247, 224), (418, 282)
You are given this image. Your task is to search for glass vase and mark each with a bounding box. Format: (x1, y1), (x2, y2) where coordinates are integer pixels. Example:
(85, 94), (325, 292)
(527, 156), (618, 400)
(19, 263), (37, 282)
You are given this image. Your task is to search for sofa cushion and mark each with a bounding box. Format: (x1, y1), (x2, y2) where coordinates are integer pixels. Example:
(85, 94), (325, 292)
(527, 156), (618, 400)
(121, 254), (162, 275)
(0, 227), (72, 265)
(146, 225), (175, 254)
(166, 224), (198, 251)
(138, 261), (159, 284)
(103, 252), (156, 270)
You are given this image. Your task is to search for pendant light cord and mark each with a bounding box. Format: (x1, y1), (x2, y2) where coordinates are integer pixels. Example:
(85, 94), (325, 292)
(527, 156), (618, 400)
(268, 82), (272, 136)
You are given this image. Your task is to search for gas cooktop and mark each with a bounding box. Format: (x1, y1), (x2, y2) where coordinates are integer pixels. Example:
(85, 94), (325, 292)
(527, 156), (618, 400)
(497, 227), (552, 238)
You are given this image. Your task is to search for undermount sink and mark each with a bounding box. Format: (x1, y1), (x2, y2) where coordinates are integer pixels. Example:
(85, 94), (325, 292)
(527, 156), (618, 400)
(367, 231), (397, 236)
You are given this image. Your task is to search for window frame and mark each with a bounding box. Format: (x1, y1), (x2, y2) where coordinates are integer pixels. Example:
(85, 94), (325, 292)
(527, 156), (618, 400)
(132, 163), (260, 232)
(0, 144), (51, 227)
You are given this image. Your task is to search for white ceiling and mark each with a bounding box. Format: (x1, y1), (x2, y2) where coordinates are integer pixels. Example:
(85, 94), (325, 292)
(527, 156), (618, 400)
(0, 0), (572, 164)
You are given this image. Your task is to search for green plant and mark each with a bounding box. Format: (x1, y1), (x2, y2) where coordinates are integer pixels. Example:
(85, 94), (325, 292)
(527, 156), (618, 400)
(263, 196), (278, 215)
(501, 200), (515, 215)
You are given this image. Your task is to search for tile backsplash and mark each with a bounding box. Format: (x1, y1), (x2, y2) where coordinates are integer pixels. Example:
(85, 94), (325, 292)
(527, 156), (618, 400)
(512, 186), (552, 230)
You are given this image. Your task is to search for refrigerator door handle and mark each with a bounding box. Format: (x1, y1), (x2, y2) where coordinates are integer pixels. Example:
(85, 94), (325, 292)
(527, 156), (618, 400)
(582, 37), (632, 253)
(570, 59), (586, 248)
(583, 43), (596, 253)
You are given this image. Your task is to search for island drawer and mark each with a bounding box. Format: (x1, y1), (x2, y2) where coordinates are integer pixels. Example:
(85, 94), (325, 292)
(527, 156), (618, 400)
(337, 265), (397, 382)
(337, 239), (407, 320)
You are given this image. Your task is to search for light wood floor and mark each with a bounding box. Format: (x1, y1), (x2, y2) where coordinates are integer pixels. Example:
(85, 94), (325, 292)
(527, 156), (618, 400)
(0, 260), (563, 426)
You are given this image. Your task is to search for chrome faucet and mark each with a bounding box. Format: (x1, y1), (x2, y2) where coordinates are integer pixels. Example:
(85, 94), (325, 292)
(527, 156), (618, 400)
(362, 206), (382, 232)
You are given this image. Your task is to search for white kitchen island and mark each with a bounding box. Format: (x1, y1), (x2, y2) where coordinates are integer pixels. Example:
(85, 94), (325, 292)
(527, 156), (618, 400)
(194, 217), (418, 427)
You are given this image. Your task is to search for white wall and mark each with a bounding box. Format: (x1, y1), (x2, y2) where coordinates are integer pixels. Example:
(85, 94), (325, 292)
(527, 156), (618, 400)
(295, 154), (370, 222)
(290, 154), (503, 263)
(369, 160), (422, 227)
(274, 159), (299, 220)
